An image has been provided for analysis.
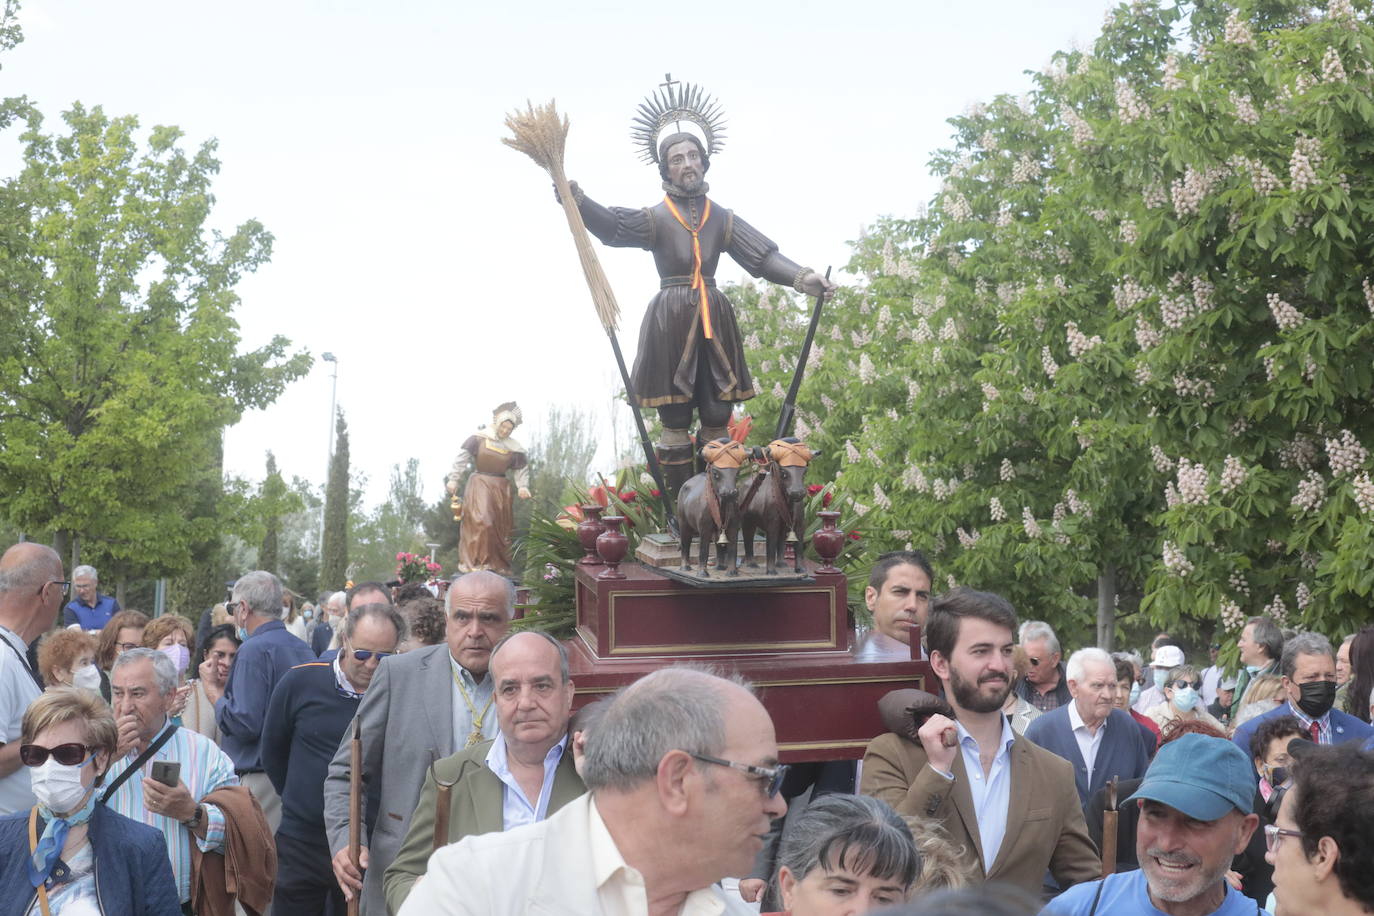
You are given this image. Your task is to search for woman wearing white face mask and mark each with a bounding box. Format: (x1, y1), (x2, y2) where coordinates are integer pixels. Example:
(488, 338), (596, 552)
(0, 688), (180, 914)
(37, 630), (106, 698)
(1146, 663), (1227, 733)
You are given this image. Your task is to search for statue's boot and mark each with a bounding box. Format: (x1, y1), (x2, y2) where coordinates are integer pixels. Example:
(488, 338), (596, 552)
(657, 442), (696, 504)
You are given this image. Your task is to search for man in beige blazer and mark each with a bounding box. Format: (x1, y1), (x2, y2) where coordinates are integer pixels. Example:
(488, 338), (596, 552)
(383, 631), (585, 913)
(861, 587), (1100, 898)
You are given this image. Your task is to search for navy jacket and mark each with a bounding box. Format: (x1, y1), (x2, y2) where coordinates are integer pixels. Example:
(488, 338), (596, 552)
(1231, 701), (1374, 759)
(1014, 663), (1072, 710)
(1024, 705), (1151, 808)
(310, 620), (336, 657)
(61, 594), (120, 631)
(216, 618), (315, 771)
(262, 659), (371, 845)
(0, 803), (180, 915)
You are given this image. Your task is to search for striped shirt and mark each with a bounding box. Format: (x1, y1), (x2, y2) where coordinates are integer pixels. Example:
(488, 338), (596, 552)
(102, 718), (238, 903)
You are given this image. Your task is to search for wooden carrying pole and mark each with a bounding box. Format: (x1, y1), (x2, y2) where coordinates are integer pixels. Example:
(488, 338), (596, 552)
(432, 758), (456, 853)
(347, 716), (362, 916)
(1101, 776), (1119, 878)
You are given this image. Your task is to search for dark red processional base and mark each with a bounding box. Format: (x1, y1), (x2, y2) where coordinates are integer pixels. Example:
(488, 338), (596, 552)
(565, 544), (934, 763)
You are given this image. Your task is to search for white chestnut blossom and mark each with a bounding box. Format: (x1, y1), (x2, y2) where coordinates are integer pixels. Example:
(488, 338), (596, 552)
(1162, 541), (1194, 577)
(1135, 316), (1162, 350)
(1291, 470), (1326, 512)
(1279, 435), (1319, 470)
(1042, 347), (1060, 380)
(1022, 507), (1043, 538)
(1220, 456), (1248, 494)
(901, 464), (930, 493)
(1363, 277), (1374, 313)
(1322, 47), (1347, 83)
(1066, 322), (1103, 357)
(1289, 137), (1322, 192)
(1296, 582), (1312, 610)
(859, 354), (876, 384)
(1060, 105), (1095, 146)
(873, 483), (892, 510)
(1012, 155), (1041, 183)
(1152, 445), (1174, 473)
(1267, 293), (1306, 330)
(1114, 276), (1151, 311)
(990, 497), (1007, 521)
(1265, 595), (1289, 625)
(1230, 91), (1260, 125)
(1228, 570), (1252, 597)
(1162, 54), (1185, 90)
(1220, 598), (1245, 632)
(956, 527), (981, 549)
(844, 439), (861, 464)
(1224, 9), (1256, 48)
(1352, 472), (1374, 514)
(1175, 458), (1210, 504)
(1325, 429), (1368, 476)
(865, 447), (884, 468)
(1115, 82), (1151, 123)
(1120, 219), (1138, 244)
(1000, 458), (1016, 482)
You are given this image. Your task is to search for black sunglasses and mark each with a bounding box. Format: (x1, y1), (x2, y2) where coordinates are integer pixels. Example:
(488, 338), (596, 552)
(1171, 679), (1203, 690)
(688, 752), (789, 798)
(348, 648), (394, 663)
(20, 742), (94, 767)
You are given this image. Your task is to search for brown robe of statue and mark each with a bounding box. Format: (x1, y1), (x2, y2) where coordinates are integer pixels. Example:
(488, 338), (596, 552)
(455, 435), (527, 576)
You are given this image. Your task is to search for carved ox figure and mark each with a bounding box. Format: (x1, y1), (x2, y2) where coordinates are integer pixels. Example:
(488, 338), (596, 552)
(677, 438), (751, 577)
(741, 438), (819, 575)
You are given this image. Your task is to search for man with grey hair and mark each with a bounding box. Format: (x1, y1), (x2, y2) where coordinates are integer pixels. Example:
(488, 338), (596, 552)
(62, 562), (120, 631)
(1231, 614), (1283, 719)
(384, 629), (584, 913)
(1026, 647), (1151, 807)
(1232, 631), (1374, 756)
(266, 602), (406, 914)
(0, 542), (65, 813)
(1016, 620), (1071, 711)
(107, 647), (239, 906)
(312, 589), (350, 656)
(324, 569), (514, 914)
(215, 569), (314, 832)
(400, 665), (781, 914)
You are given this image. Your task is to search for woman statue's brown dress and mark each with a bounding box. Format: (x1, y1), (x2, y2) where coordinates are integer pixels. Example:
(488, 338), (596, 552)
(445, 403), (530, 576)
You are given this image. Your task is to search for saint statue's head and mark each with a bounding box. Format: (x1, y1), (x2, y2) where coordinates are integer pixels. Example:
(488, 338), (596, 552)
(492, 401), (522, 439)
(658, 132), (710, 193)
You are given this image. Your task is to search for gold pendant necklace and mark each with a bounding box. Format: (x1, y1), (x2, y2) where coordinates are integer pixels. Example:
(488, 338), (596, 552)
(453, 667), (494, 748)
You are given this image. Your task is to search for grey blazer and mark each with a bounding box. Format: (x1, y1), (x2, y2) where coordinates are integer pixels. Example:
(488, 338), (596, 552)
(323, 643), (460, 916)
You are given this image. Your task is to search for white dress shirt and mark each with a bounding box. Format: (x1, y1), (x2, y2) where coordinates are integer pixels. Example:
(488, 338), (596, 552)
(485, 734), (568, 830)
(1066, 700), (1106, 785)
(588, 796), (728, 916)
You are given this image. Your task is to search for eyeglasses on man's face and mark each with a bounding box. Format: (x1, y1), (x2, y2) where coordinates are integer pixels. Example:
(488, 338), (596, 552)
(686, 752), (789, 798)
(41, 579), (71, 599)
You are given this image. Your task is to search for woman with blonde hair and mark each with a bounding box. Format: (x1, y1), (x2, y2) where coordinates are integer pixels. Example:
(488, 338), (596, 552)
(0, 688), (179, 914)
(1001, 646), (1043, 735)
(1232, 672), (1286, 728)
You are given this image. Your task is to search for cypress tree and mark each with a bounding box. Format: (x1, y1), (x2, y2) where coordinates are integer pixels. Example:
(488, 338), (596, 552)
(320, 410), (350, 589)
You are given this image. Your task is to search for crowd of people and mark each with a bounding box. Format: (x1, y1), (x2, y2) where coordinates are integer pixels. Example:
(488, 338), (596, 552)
(0, 541), (1371, 916)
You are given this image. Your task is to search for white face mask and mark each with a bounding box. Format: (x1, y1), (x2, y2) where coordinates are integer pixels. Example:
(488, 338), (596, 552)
(31, 756), (95, 817)
(72, 665), (101, 692)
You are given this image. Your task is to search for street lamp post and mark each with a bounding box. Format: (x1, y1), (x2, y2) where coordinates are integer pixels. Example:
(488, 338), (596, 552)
(318, 352), (339, 563)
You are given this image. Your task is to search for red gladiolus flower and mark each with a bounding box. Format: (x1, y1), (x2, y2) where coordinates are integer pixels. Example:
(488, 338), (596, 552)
(807, 484), (823, 495)
(848, 530), (862, 541)
(650, 489), (661, 498)
(823, 491), (833, 507)
(621, 490), (637, 502)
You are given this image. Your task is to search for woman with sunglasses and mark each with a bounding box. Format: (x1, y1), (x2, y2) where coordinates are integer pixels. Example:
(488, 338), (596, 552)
(0, 687), (179, 914)
(1145, 663), (1227, 734)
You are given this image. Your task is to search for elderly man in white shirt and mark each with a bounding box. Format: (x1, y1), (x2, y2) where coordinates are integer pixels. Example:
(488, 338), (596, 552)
(400, 666), (784, 915)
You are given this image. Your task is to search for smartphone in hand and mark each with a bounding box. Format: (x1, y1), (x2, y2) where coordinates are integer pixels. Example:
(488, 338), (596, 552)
(150, 760), (180, 787)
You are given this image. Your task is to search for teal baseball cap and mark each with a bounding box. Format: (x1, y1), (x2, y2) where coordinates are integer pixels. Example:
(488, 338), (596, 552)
(1125, 733), (1255, 821)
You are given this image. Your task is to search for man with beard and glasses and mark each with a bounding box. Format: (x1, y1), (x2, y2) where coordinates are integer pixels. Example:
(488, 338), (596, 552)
(1232, 632), (1373, 759)
(861, 587), (1098, 899)
(1045, 733), (1267, 915)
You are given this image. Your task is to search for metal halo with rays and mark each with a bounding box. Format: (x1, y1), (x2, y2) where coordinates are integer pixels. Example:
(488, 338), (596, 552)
(631, 75), (728, 165)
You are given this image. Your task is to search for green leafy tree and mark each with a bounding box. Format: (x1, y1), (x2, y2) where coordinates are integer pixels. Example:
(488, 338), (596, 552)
(258, 452), (286, 575)
(349, 459), (431, 581)
(0, 103), (310, 578)
(320, 410), (350, 589)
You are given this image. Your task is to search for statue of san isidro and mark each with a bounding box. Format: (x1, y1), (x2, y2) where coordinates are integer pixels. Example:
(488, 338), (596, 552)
(564, 80), (834, 499)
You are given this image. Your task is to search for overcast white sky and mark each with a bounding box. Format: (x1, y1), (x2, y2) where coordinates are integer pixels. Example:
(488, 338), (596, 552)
(3, 0), (1117, 508)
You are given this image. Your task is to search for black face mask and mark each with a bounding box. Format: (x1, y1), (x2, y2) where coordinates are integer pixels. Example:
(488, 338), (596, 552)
(1296, 679), (1337, 718)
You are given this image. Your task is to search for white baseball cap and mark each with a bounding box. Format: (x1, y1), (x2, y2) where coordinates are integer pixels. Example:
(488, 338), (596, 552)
(1152, 645), (1185, 668)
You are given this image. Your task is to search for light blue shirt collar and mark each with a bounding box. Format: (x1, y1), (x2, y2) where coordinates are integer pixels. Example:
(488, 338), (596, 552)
(485, 733), (569, 831)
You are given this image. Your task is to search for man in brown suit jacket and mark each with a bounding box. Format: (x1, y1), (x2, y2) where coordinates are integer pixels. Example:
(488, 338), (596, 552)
(861, 588), (1099, 898)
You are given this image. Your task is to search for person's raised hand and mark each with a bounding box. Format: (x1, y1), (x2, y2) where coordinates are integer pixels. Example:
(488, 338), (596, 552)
(737, 878), (766, 903)
(918, 713), (959, 777)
